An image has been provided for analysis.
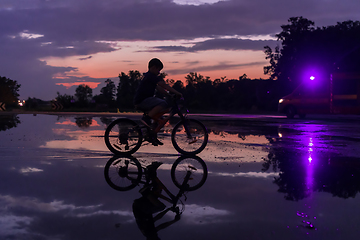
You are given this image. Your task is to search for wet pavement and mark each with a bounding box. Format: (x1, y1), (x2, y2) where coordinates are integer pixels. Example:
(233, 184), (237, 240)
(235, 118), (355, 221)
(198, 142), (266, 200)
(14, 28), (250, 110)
(1, 113), (360, 240)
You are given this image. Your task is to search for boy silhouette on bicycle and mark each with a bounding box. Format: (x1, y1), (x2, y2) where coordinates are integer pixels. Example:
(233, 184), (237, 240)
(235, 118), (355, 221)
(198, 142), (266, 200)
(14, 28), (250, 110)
(134, 58), (182, 146)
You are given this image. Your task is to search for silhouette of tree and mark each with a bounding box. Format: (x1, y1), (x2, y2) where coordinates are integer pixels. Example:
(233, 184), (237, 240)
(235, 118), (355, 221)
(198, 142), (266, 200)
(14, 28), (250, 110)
(117, 70), (142, 110)
(264, 17), (316, 94)
(75, 84), (92, 107)
(264, 17), (360, 96)
(56, 92), (74, 108)
(111, 69), (279, 113)
(0, 76), (21, 107)
(93, 79), (116, 108)
(172, 80), (185, 93)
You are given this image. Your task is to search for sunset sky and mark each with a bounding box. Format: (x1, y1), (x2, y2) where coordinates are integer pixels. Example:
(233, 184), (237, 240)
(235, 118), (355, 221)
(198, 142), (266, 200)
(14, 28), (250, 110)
(1, 0), (360, 100)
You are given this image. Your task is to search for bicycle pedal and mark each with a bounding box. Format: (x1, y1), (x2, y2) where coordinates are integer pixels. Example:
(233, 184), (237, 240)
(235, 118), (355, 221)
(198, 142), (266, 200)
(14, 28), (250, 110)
(188, 165), (197, 170)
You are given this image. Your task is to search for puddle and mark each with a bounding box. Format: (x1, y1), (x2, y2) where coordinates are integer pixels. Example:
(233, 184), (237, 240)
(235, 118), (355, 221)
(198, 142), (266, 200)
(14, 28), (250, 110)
(0, 113), (360, 239)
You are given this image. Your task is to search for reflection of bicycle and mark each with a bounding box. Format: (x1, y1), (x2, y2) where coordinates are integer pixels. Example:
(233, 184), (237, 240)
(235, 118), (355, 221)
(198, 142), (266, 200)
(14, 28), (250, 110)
(104, 155), (207, 212)
(104, 97), (208, 155)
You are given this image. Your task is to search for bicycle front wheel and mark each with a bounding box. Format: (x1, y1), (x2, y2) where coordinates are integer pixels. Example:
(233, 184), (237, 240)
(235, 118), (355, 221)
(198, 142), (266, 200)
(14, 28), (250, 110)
(171, 156), (208, 191)
(104, 118), (142, 155)
(104, 156), (142, 191)
(171, 119), (208, 155)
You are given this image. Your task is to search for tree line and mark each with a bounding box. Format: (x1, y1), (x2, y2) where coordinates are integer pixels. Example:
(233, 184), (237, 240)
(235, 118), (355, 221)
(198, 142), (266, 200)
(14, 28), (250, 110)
(2, 17), (360, 112)
(51, 71), (279, 112)
(264, 17), (360, 95)
(0, 76), (21, 108)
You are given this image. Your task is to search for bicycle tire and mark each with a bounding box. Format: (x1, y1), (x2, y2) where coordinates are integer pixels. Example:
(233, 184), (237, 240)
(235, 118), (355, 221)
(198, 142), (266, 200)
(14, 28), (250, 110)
(171, 119), (208, 155)
(104, 156), (142, 191)
(104, 118), (142, 155)
(171, 156), (208, 191)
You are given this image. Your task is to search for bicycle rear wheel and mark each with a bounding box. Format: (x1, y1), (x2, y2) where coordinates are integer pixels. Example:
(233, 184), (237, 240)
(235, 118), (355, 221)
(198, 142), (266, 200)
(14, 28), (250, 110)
(171, 119), (208, 155)
(104, 118), (142, 155)
(171, 156), (208, 191)
(104, 156), (142, 191)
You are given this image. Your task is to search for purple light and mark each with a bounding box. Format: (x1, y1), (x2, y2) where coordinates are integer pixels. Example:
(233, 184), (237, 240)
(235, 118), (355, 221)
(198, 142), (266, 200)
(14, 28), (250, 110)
(310, 76), (315, 81)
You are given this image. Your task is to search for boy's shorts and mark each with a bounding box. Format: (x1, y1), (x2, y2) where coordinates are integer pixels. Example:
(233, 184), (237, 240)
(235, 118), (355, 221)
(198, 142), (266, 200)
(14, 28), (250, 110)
(136, 97), (168, 112)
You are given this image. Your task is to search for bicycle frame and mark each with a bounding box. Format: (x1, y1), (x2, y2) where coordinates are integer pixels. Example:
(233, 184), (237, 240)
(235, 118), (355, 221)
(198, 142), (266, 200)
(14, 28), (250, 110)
(126, 162), (191, 209)
(144, 97), (193, 139)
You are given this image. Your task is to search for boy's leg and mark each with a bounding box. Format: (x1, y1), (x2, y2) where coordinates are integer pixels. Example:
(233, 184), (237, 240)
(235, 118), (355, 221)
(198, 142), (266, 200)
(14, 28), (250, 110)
(147, 106), (169, 145)
(137, 97), (168, 145)
(148, 106), (169, 129)
(138, 97), (168, 125)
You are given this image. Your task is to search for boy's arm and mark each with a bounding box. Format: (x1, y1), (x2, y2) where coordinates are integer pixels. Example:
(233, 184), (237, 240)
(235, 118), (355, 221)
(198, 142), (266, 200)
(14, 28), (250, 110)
(157, 80), (182, 97)
(156, 85), (170, 96)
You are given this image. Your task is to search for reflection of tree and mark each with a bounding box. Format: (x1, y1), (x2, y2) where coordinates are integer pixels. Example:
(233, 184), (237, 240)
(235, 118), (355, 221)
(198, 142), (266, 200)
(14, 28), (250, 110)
(263, 150), (310, 201)
(75, 117), (92, 128)
(0, 114), (20, 131)
(263, 134), (360, 200)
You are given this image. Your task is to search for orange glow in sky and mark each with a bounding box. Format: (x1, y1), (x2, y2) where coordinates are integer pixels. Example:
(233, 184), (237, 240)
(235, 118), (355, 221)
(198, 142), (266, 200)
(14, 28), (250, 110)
(43, 39), (269, 88)
(55, 82), (102, 89)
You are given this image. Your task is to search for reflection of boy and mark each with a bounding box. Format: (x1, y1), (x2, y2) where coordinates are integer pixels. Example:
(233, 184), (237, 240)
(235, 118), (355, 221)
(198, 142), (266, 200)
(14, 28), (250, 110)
(133, 58), (182, 145)
(132, 182), (181, 240)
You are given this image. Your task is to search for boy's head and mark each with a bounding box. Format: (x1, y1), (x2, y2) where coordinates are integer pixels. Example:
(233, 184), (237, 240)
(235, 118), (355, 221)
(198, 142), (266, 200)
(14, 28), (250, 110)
(148, 58), (163, 75)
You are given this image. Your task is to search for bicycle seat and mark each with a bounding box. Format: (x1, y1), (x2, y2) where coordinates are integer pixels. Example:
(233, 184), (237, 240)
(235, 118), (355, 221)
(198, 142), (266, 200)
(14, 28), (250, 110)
(145, 161), (163, 180)
(147, 161), (163, 171)
(134, 105), (149, 114)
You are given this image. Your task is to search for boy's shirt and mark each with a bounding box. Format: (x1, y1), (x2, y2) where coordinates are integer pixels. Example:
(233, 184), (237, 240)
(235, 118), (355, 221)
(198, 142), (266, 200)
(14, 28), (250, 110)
(134, 71), (162, 105)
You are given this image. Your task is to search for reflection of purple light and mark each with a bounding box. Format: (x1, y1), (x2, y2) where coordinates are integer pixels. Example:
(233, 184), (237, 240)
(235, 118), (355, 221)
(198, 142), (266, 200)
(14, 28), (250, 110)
(310, 76), (315, 80)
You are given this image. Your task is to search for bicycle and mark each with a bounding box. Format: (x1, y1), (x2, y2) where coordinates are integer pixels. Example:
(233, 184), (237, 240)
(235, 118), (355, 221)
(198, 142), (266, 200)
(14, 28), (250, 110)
(104, 156), (207, 237)
(104, 155), (208, 193)
(104, 155), (207, 217)
(104, 96), (208, 155)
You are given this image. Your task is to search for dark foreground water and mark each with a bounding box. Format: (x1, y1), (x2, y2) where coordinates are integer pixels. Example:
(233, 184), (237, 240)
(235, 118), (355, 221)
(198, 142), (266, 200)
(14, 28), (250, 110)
(1, 113), (360, 240)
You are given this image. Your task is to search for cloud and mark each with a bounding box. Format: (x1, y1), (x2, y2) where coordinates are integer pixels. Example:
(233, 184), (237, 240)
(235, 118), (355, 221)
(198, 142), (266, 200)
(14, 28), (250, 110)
(151, 38), (278, 52)
(2, 0), (358, 43)
(19, 167), (43, 173)
(0, 215), (33, 237)
(0, 194), (135, 239)
(0, 0), (359, 99)
(0, 194), (134, 220)
(182, 204), (231, 224)
(166, 61), (267, 75)
(79, 56), (92, 61)
(0, 195), (101, 213)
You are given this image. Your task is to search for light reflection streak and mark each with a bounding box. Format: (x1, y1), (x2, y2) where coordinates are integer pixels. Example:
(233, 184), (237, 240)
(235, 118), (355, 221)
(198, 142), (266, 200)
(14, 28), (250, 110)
(296, 129), (317, 230)
(306, 137), (314, 195)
